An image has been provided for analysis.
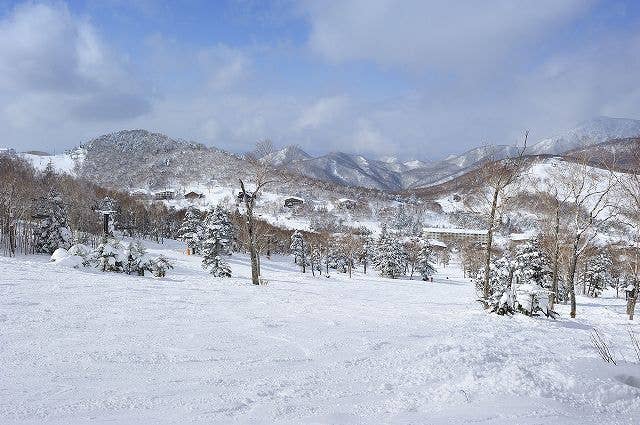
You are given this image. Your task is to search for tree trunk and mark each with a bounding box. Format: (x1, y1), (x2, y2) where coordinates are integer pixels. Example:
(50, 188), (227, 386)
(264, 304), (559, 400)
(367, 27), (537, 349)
(567, 236), (579, 318)
(628, 288), (637, 320)
(582, 259), (588, 295)
(483, 187), (499, 301)
(240, 179), (260, 285)
(301, 239), (306, 273)
(550, 205), (560, 310)
(311, 256), (315, 277)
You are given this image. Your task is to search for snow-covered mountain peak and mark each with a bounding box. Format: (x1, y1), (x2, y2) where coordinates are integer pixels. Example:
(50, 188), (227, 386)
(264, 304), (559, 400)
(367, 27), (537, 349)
(530, 116), (640, 155)
(83, 129), (203, 155)
(261, 145), (311, 167)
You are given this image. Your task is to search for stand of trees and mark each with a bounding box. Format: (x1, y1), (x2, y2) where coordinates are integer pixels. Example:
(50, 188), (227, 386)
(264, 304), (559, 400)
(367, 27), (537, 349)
(1, 154), (183, 257)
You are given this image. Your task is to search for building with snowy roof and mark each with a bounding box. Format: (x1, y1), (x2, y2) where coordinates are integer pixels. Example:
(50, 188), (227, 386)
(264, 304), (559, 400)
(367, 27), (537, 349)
(423, 227), (488, 246)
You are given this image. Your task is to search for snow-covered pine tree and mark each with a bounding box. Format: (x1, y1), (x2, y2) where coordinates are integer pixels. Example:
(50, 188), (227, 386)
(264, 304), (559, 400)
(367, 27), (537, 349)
(330, 243), (349, 274)
(476, 256), (515, 315)
(150, 255), (173, 277)
(94, 236), (125, 272)
(309, 244), (323, 276)
(201, 205), (233, 277)
(123, 240), (147, 275)
(392, 204), (412, 234)
(584, 253), (613, 297)
(178, 206), (204, 254)
(290, 230), (308, 273)
(360, 234), (374, 274)
(512, 238), (553, 316)
(372, 225), (405, 279)
(33, 190), (72, 254)
(415, 239), (437, 281)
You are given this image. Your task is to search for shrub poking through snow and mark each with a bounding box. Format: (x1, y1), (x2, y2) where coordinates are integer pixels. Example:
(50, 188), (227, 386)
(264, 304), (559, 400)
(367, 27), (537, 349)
(150, 255), (173, 277)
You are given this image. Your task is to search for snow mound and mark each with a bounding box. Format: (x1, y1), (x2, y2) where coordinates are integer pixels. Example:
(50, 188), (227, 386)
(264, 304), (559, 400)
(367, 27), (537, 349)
(50, 248), (69, 262)
(50, 255), (84, 268)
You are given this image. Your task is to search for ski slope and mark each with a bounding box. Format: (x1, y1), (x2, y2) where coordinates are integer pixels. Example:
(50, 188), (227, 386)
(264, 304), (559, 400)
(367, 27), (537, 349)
(1, 241), (639, 424)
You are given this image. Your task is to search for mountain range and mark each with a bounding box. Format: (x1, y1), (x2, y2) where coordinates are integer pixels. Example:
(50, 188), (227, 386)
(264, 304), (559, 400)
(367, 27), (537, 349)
(260, 116), (640, 190)
(10, 116), (640, 195)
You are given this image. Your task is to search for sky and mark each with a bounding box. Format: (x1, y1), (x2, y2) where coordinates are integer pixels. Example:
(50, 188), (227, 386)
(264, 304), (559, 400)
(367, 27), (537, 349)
(1, 0), (640, 160)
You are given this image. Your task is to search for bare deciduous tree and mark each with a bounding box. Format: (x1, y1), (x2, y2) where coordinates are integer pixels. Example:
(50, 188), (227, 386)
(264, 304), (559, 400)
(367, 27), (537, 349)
(614, 145), (640, 319)
(470, 132), (529, 303)
(239, 139), (279, 285)
(551, 153), (617, 317)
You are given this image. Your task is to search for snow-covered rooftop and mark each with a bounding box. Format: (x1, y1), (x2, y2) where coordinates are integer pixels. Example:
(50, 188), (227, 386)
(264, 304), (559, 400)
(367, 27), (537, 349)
(427, 238), (447, 248)
(423, 227), (488, 235)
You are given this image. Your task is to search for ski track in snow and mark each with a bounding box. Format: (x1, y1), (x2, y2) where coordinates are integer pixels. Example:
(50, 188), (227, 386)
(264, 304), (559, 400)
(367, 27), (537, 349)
(1, 241), (640, 424)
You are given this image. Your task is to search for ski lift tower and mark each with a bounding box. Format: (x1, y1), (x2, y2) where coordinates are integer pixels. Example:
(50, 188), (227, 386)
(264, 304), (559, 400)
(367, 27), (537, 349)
(95, 197), (118, 236)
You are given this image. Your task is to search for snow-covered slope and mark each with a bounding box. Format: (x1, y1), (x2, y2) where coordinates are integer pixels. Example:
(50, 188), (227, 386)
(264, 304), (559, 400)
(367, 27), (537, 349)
(2, 246), (639, 423)
(289, 152), (405, 190)
(443, 145), (522, 168)
(17, 148), (86, 175)
(530, 116), (640, 155)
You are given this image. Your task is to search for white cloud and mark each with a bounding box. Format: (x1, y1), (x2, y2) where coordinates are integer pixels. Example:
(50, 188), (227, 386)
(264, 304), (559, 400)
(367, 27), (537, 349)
(197, 44), (251, 91)
(2, 0), (639, 163)
(293, 95), (349, 130)
(0, 2), (150, 131)
(304, 0), (590, 73)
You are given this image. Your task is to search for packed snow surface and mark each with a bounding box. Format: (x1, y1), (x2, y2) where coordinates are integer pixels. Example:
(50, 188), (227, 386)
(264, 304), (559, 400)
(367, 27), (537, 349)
(1, 241), (640, 424)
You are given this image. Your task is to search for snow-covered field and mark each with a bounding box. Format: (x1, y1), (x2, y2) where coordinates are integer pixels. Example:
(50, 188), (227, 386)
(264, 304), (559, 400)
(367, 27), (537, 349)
(1, 241), (640, 424)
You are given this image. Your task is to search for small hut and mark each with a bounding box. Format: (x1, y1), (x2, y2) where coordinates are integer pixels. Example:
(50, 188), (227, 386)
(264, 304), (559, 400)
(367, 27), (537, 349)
(184, 191), (204, 201)
(284, 197), (304, 208)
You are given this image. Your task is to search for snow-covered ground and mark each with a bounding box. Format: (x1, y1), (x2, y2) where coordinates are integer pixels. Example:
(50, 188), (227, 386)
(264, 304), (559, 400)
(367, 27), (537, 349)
(1, 242), (640, 424)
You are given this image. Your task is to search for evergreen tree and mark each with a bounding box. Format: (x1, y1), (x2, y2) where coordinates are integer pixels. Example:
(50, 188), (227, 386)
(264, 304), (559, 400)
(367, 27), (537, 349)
(415, 239), (437, 280)
(94, 236), (125, 272)
(512, 239), (553, 316)
(150, 255), (173, 277)
(33, 190), (72, 254)
(372, 225), (405, 279)
(392, 204), (412, 234)
(178, 206), (204, 254)
(330, 243), (349, 273)
(123, 240), (147, 275)
(201, 205), (233, 277)
(585, 253), (613, 297)
(476, 256), (515, 315)
(512, 238), (552, 288)
(290, 230), (308, 272)
(360, 235), (374, 274)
